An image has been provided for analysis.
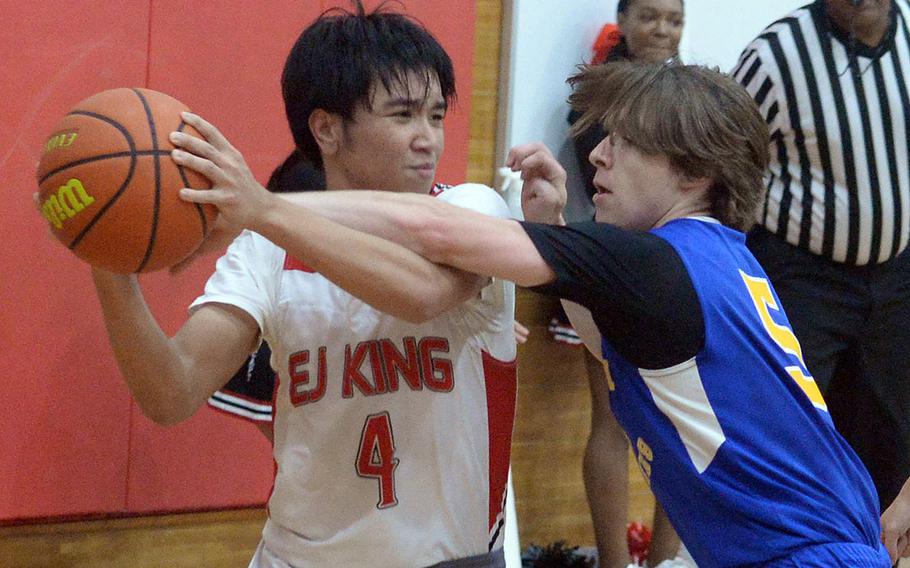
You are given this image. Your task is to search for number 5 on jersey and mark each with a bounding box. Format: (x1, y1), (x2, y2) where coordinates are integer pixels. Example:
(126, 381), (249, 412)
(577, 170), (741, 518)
(740, 271), (827, 411)
(356, 412), (399, 509)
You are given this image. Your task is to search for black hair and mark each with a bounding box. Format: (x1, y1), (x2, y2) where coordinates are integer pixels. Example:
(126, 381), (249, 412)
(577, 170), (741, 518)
(266, 150), (325, 193)
(617, 0), (685, 18)
(282, 0), (456, 170)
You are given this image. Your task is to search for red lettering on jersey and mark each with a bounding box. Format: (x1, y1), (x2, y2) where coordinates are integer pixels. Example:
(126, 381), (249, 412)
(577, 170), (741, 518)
(368, 341), (387, 394)
(380, 337), (422, 392)
(336, 337), (455, 398)
(283, 254), (316, 273)
(343, 342), (375, 398)
(288, 347), (326, 406)
(419, 337), (454, 392)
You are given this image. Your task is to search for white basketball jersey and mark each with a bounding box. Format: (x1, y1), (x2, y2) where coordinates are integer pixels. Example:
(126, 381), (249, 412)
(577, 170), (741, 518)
(192, 184), (517, 567)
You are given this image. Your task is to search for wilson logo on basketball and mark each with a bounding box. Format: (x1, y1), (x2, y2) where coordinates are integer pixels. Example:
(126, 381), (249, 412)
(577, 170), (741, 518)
(41, 178), (96, 229)
(44, 132), (78, 153)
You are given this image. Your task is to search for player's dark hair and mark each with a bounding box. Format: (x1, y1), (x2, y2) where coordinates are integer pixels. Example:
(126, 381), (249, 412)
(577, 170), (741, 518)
(568, 62), (769, 232)
(282, 1), (456, 170)
(617, 0), (685, 17)
(265, 150), (325, 193)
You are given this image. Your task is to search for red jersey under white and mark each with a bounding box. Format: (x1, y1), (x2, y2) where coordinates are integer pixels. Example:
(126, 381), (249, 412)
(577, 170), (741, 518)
(191, 184), (517, 567)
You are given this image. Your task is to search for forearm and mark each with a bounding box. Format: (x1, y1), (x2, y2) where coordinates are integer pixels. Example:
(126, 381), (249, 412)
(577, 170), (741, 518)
(91, 269), (199, 424)
(279, 190), (438, 253)
(280, 190), (555, 287)
(254, 195), (483, 322)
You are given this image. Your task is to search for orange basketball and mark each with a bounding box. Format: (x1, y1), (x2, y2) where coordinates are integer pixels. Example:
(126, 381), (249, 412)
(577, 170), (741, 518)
(36, 88), (216, 274)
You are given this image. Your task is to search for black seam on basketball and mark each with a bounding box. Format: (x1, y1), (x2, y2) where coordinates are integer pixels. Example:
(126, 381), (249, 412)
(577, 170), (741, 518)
(38, 150), (172, 186)
(64, 111), (139, 252)
(133, 89), (161, 273)
(176, 119), (209, 239)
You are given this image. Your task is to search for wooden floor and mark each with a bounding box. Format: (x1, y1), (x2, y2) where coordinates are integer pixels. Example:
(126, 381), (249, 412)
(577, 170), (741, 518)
(0, 289), (654, 567)
(0, 509), (266, 568)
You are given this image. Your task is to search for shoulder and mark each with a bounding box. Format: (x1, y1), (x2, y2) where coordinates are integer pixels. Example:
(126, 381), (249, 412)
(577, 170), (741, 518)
(526, 221), (680, 270)
(229, 229), (281, 255)
(652, 218), (745, 261)
(898, 0), (910, 21)
(734, 6), (818, 92)
(214, 230), (286, 278)
(432, 182), (511, 219)
(741, 2), (818, 58)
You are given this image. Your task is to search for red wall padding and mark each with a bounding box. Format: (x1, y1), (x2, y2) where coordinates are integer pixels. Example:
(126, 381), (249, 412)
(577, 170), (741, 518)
(0, 0), (476, 522)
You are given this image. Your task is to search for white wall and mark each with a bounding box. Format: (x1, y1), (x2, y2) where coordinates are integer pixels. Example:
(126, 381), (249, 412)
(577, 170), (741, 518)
(500, 0), (608, 162)
(680, 0), (806, 68)
(499, 0), (807, 220)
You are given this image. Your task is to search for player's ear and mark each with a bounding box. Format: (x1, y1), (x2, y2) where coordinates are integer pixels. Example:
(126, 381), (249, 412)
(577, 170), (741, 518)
(309, 109), (343, 158)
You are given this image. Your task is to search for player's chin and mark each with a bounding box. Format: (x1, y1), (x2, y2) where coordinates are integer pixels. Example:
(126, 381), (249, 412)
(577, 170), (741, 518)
(400, 170), (436, 193)
(593, 204), (627, 228)
(409, 166), (436, 181)
(640, 47), (676, 63)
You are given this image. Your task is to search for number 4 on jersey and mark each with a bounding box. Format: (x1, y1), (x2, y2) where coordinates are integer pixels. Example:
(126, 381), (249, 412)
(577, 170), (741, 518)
(356, 412), (400, 509)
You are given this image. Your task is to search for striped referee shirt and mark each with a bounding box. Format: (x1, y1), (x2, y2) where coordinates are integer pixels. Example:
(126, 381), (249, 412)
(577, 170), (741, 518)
(734, 0), (910, 265)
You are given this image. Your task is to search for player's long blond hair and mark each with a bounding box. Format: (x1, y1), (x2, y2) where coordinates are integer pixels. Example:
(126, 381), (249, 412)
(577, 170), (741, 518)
(568, 62), (769, 232)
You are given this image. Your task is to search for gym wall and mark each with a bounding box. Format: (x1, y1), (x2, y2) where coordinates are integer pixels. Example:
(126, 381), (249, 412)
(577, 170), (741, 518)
(0, 0), (476, 522)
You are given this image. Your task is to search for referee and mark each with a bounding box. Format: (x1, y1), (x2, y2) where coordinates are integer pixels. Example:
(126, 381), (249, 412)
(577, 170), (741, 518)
(734, 0), (910, 509)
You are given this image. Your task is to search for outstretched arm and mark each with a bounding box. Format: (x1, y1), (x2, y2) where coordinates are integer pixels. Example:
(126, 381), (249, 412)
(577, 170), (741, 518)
(171, 113), (556, 303)
(271, 188), (556, 288)
(276, 143), (568, 245)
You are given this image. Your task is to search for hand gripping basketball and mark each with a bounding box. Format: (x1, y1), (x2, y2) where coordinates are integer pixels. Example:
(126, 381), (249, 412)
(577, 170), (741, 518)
(169, 113), (278, 234)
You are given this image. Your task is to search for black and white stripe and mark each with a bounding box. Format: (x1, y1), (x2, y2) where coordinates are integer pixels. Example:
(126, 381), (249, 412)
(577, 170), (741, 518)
(208, 390), (273, 422)
(733, 0), (910, 265)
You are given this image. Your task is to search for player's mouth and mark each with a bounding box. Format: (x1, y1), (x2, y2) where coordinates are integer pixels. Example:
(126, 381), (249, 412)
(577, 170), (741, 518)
(410, 163), (436, 177)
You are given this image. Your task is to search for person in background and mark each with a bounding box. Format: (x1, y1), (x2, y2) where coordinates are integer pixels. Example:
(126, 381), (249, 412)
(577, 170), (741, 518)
(564, 1), (687, 566)
(734, 0), (910, 515)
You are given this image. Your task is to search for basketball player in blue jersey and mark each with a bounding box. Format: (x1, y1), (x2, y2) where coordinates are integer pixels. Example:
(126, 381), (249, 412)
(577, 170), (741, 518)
(172, 61), (890, 566)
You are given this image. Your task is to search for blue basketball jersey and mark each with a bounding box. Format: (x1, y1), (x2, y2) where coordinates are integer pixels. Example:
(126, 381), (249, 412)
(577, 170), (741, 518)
(602, 218), (885, 566)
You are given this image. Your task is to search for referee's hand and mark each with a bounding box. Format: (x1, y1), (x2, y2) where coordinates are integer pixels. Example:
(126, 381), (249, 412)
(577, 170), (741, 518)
(881, 476), (910, 564)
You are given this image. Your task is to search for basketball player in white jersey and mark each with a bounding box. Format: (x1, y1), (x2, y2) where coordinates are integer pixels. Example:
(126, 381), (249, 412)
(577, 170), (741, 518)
(92, 4), (516, 567)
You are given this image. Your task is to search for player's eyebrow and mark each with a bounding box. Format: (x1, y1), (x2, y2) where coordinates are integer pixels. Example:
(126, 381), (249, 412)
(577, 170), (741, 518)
(381, 97), (448, 111)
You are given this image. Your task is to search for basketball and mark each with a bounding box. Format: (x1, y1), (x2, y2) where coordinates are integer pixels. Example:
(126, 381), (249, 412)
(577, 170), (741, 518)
(36, 88), (216, 274)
